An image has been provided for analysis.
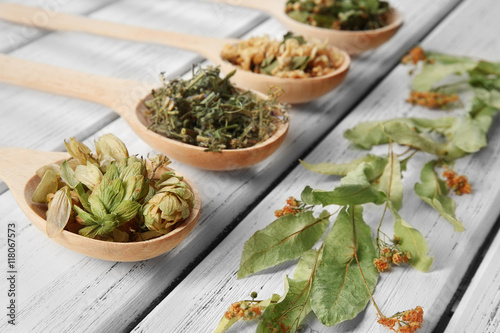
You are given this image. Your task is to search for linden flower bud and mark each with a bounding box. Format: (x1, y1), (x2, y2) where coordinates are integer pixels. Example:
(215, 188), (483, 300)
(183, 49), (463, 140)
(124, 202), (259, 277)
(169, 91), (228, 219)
(74, 162), (103, 190)
(95, 134), (129, 171)
(64, 137), (98, 166)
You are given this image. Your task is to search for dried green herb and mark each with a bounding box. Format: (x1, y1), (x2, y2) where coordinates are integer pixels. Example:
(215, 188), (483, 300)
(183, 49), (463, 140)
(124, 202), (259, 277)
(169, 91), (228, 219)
(285, 0), (391, 31)
(32, 134), (194, 242)
(144, 67), (288, 152)
(216, 49), (500, 333)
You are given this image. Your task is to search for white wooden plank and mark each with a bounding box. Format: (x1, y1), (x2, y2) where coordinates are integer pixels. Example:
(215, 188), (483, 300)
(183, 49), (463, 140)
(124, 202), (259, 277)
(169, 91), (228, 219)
(0, 0), (467, 332)
(131, 0), (500, 332)
(0, 0), (119, 53)
(444, 229), (500, 333)
(0, 0), (265, 194)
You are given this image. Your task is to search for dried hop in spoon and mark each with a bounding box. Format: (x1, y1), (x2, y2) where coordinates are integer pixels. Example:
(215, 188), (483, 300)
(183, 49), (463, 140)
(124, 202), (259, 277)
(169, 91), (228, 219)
(31, 134), (195, 242)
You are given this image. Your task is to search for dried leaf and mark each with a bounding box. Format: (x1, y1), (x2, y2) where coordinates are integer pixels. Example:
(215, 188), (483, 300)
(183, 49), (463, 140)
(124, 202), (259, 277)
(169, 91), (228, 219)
(257, 277), (311, 333)
(60, 161), (79, 188)
(31, 169), (58, 203)
(301, 162), (387, 206)
(300, 154), (387, 181)
(46, 187), (72, 238)
(392, 208), (434, 272)
(414, 161), (464, 232)
(310, 206), (378, 326)
(377, 151), (403, 211)
(237, 211), (330, 279)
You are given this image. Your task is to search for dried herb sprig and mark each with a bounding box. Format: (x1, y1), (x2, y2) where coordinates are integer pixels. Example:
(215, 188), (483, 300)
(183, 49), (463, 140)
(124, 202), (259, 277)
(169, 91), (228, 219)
(285, 0), (391, 31)
(216, 49), (500, 333)
(144, 66), (288, 152)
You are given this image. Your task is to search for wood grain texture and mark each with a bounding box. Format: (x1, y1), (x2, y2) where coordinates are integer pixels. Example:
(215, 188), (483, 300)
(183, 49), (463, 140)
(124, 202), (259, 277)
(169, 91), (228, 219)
(0, 0), (119, 53)
(0, 0), (478, 332)
(131, 0), (500, 332)
(444, 229), (500, 333)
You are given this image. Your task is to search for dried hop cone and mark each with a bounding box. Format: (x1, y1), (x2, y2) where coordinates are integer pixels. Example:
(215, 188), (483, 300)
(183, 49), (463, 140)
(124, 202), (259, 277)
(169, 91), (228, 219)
(75, 156), (152, 239)
(143, 172), (194, 233)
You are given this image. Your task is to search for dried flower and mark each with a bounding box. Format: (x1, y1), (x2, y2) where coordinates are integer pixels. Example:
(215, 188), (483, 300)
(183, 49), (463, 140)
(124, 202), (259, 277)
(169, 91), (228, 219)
(143, 172), (194, 233)
(443, 169), (472, 195)
(95, 133), (129, 171)
(64, 137), (98, 166)
(401, 46), (427, 65)
(378, 306), (424, 332)
(275, 196), (302, 218)
(406, 91), (459, 109)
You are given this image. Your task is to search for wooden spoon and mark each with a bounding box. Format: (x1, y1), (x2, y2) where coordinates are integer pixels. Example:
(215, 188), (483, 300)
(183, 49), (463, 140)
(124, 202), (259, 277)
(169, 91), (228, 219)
(0, 147), (202, 261)
(209, 0), (403, 55)
(0, 54), (289, 170)
(0, 3), (350, 104)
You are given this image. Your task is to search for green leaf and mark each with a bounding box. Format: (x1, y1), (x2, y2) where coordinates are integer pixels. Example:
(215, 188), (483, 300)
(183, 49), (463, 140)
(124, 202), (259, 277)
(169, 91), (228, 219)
(258, 277), (311, 333)
(344, 121), (390, 149)
(377, 152), (403, 211)
(60, 161), (79, 188)
(293, 248), (322, 281)
(476, 60), (500, 76)
(300, 154), (388, 181)
(238, 211), (330, 279)
(290, 56), (309, 71)
(414, 161), (464, 232)
(75, 183), (91, 212)
(31, 169), (58, 203)
(113, 200), (141, 222)
(412, 60), (477, 92)
(311, 206), (378, 326)
(301, 163), (387, 207)
(73, 206), (97, 226)
(449, 116), (487, 153)
(383, 121), (443, 156)
(391, 208), (434, 272)
(88, 194), (108, 220)
(475, 88), (500, 109)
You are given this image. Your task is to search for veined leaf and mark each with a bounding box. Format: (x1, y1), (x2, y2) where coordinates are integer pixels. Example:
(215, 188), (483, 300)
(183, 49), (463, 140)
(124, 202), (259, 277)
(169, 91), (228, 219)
(293, 248), (322, 281)
(257, 277), (311, 333)
(383, 121), (443, 156)
(475, 88), (500, 109)
(300, 154), (387, 181)
(391, 208), (433, 272)
(344, 121), (390, 149)
(412, 60), (477, 92)
(377, 150), (403, 211)
(301, 163), (387, 207)
(237, 211), (330, 279)
(311, 206), (378, 326)
(46, 187), (72, 238)
(414, 161), (464, 232)
(60, 161), (79, 188)
(449, 116), (487, 153)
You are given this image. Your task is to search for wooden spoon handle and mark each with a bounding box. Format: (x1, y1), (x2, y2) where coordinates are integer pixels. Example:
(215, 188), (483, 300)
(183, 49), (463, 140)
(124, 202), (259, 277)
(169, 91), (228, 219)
(0, 54), (138, 111)
(0, 3), (229, 61)
(207, 0), (283, 14)
(0, 148), (68, 189)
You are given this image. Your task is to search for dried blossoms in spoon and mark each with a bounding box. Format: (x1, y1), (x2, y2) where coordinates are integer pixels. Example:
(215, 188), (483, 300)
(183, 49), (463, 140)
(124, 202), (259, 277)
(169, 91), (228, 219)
(31, 134), (195, 242)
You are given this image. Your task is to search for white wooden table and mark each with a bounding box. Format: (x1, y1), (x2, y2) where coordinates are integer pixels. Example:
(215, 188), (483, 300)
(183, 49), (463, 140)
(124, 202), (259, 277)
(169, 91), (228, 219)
(1, 0), (499, 332)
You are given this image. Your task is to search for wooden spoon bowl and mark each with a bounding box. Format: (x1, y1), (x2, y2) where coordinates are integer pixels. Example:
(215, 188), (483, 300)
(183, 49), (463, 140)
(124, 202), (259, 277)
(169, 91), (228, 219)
(0, 3), (350, 104)
(0, 54), (289, 170)
(0, 148), (202, 262)
(211, 0), (403, 55)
